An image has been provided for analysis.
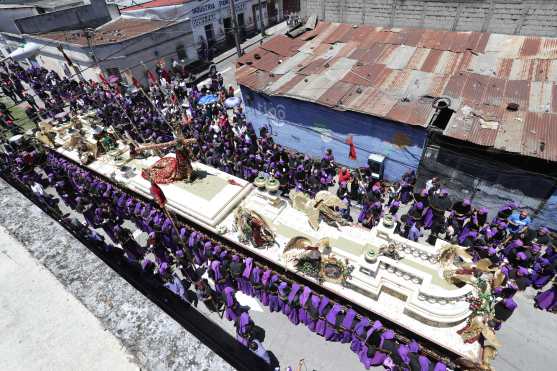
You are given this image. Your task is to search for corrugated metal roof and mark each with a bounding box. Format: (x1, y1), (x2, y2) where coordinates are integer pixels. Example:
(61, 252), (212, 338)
(38, 17), (176, 46)
(260, 35), (305, 57)
(237, 21), (557, 162)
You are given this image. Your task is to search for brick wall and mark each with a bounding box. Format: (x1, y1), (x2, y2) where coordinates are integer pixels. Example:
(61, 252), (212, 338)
(301, 0), (557, 37)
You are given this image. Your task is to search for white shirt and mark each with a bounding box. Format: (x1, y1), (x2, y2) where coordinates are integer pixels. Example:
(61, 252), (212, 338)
(31, 182), (45, 197)
(425, 179), (436, 192)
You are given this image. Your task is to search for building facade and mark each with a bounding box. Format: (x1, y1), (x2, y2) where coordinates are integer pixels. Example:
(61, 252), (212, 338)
(0, 4), (39, 34)
(123, 0), (283, 50)
(1, 17), (197, 84)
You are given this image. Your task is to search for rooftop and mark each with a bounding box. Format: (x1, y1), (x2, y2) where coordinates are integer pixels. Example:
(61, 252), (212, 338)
(237, 21), (557, 162)
(37, 17), (176, 46)
(122, 0), (191, 11)
(0, 0), (85, 10)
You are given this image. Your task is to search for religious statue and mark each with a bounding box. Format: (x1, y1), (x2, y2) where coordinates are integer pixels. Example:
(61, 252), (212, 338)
(289, 189), (350, 230)
(138, 136), (197, 184)
(234, 206), (275, 248)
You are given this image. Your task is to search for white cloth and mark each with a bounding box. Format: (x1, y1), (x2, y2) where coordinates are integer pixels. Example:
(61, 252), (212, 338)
(31, 182), (45, 197)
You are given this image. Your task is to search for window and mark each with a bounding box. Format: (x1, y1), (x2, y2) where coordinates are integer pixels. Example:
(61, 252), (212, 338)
(176, 44), (187, 60)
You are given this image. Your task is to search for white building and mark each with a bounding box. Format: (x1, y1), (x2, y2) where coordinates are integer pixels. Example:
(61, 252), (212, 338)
(122, 0), (283, 49)
(0, 16), (197, 84)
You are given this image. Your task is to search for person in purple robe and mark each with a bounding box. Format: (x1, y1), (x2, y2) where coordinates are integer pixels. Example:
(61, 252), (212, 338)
(235, 312), (253, 346)
(493, 297), (517, 329)
(222, 286), (240, 322)
(535, 280), (557, 312)
(448, 198), (472, 235)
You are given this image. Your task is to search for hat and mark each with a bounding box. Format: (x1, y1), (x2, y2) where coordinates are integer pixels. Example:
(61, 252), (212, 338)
(479, 207), (489, 214)
(516, 252), (527, 261)
(463, 199), (471, 206)
(503, 298), (517, 311)
(159, 262), (169, 275)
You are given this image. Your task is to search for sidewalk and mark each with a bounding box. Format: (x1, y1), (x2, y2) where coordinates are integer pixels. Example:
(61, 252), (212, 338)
(0, 226), (138, 371)
(212, 21), (290, 65)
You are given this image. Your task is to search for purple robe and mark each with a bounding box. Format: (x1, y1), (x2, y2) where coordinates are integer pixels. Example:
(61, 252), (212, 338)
(298, 287), (312, 325)
(324, 303), (343, 341)
(340, 309), (357, 343)
(315, 296), (330, 336)
(350, 317), (371, 353)
(535, 285), (557, 311)
(287, 284), (301, 325)
(223, 287), (238, 321)
(235, 312), (251, 346)
(260, 270), (272, 305)
(241, 258), (254, 296)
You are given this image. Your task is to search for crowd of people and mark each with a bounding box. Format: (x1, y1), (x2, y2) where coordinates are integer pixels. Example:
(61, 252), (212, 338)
(1, 59), (556, 324)
(1, 122), (454, 371)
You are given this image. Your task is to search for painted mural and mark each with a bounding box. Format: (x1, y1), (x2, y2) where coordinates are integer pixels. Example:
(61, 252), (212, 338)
(241, 87), (428, 181)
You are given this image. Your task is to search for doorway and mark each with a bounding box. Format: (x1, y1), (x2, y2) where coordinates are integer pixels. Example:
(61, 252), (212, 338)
(223, 17), (233, 45)
(237, 13), (245, 39)
(204, 23), (215, 44)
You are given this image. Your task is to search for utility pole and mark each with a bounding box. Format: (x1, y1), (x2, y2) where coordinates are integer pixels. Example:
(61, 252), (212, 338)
(84, 28), (97, 64)
(229, 0), (242, 57)
(258, 0), (266, 38)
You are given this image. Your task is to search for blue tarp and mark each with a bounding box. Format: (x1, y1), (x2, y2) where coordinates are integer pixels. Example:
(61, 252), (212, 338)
(198, 94), (218, 105)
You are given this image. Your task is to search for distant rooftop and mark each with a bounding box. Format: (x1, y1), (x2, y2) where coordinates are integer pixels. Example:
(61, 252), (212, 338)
(122, 0), (192, 11)
(37, 17), (175, 46)
(237, 21), (557, 162)
(0, 0), (84, 10)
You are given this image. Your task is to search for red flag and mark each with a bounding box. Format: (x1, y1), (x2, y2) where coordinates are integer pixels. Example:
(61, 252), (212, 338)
(99, 73), (108, 85)
(149, 180), (167, 208)
(147, 70), (157, 85)
(346, 135), (357, 160)
(228, 179), (242, 187)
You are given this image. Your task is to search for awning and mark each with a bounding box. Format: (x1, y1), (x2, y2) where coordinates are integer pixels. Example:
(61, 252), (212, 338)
(3, 41), (42, 61)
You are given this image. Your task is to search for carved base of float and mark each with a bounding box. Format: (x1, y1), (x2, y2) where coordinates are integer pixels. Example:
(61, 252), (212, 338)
(45, 118), (481, 365)
(221, 190), (481, 362)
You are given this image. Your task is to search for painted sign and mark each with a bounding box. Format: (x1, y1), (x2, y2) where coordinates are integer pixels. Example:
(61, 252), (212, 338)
(191, 0), (249, 29)
(192, 13), (217, 27)
(192, 0), (248, 16)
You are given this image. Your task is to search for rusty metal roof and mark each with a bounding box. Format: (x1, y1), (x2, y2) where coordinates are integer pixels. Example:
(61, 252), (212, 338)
(237, 21), (557, 162)
(38, 17), (176, 46)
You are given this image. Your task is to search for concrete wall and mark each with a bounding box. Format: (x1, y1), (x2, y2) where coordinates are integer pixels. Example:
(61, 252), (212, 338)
(417, 142), (557, 230)
(15, 0), (120, 34)
(0, 7), (39, 34)
(535, 188), (557, 231)
(302, 0), (557, 37)
(241, 86), (427, 181)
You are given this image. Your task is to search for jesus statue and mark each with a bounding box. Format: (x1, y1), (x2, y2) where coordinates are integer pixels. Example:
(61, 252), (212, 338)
(137, 136), (197, 184)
